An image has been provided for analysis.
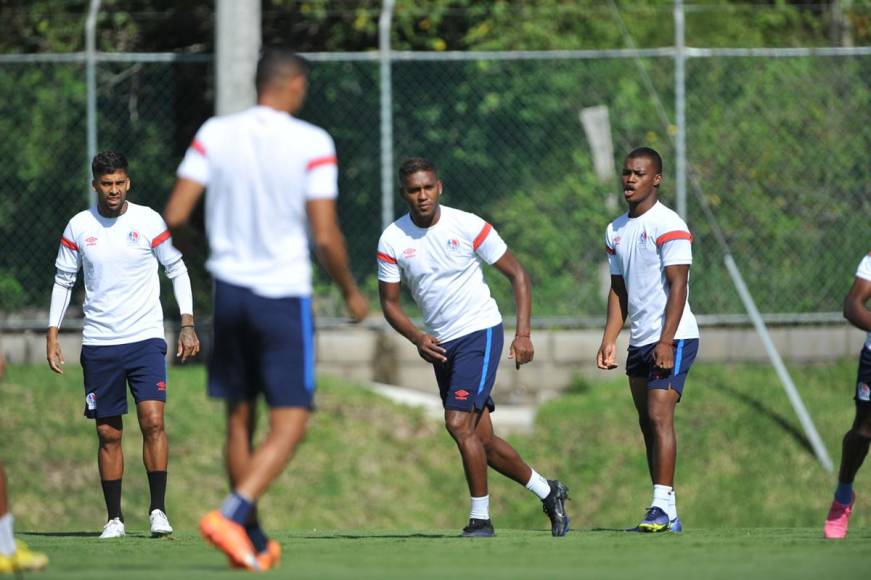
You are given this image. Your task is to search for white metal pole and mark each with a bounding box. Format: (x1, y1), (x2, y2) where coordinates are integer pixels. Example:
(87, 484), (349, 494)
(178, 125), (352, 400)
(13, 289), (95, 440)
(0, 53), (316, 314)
(216, 0), (260, 116)
(85, 0), (101, 207)
(379, 0), (396, 231)
(674, 0), (687, 219)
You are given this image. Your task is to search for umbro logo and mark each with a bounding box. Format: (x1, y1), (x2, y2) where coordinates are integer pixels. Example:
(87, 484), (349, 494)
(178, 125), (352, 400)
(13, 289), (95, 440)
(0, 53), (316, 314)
(403, 248), (416, 258)
(85, 236), (98, 246)
(454, 389), (470, 401)
(157, 381), (166, 391)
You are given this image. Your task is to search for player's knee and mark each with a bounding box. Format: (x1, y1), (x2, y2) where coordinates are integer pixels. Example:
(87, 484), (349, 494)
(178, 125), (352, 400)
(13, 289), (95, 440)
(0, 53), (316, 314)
(853, 419), (871, 440)
(139, 414), (165, 440)
(96, 424), (122, 446)
(444, 415), (474, 440)
(647, 408), (673, 432)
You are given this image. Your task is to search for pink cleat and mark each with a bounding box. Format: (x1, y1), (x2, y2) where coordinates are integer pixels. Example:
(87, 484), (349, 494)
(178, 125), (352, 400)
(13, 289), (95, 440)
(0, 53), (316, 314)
(823, 494), (854, 539)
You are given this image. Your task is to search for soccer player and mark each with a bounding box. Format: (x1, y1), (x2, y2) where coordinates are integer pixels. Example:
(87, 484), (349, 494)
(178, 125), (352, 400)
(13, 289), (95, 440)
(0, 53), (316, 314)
(823, 251), (871, 539)
(0, 462), (48, 574)
(596, 147), (699, 533)
(164, 48), (368, 571)
(46, 151), (199, 539)
(377, 157), (570, 538)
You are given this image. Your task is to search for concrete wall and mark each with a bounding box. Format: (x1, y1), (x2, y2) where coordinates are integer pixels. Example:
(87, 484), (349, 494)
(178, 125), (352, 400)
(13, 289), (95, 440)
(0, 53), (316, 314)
(7, 323), (864, 405)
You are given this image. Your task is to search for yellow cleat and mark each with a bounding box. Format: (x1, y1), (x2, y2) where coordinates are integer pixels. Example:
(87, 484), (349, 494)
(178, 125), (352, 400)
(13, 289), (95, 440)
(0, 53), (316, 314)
(0, 554), (13, 575)
(0, 541), (49, 574)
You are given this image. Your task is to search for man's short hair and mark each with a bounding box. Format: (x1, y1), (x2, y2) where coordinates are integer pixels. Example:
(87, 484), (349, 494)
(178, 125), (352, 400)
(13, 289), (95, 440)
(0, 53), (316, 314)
(627, 147), (663, 175)
(256, 48), (309, 92)
(91, 151), (128, 178)
(398, 157), (438, 186)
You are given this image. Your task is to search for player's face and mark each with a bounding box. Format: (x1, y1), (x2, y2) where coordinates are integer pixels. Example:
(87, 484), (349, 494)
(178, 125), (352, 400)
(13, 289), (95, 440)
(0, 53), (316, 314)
(622, 156), (661, 206)
(93, 170), (131, 216)
(401, 170), (442, 225)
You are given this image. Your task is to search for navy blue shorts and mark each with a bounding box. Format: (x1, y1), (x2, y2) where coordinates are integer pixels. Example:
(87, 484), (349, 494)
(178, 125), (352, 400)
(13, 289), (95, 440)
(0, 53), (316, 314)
(854, 346), (871, 406)
(209, 280), (315, 409)
(433, 324), (503, 413)
(626, 338), (699, 397)
(80, 338), (167, 419)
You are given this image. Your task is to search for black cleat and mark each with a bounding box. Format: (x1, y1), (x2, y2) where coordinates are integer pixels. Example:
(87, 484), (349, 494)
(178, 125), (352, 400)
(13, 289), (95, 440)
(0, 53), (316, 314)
(542, 480), (570, 536)
(461, 518), (495, 537)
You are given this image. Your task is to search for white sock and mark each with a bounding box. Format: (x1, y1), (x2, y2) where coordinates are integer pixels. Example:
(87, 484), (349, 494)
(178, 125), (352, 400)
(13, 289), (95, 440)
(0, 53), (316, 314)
(469, 495), (490, 520)
(0, 513), (16, 556)
(525, 469), (551, 500)
(667, 488), (678, 521)
(651, 484), (673, 516)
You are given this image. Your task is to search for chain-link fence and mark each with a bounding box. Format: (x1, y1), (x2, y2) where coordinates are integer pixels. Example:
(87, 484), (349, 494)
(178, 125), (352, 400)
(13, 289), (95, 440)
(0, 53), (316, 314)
(0, 49), (868, 324)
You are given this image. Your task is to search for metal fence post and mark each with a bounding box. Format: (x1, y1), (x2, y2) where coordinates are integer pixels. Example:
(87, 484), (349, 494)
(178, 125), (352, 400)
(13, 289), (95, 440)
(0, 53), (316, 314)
(674, 0), (687, 219)
(85, 0), (101, 207)
(379, 0), (396, 231)
(216, 0), (260, 116)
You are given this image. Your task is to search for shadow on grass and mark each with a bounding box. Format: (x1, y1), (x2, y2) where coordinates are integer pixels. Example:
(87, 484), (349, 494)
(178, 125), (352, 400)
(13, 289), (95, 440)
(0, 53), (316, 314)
(590, 527), (643, 533)
(300, 533), (453, 540)
(717, 383), (814, 456)
(21, 531), (101, 538)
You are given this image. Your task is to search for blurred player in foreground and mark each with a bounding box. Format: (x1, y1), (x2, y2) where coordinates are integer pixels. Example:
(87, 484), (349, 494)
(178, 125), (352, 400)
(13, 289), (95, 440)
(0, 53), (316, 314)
(164, 48), (367, 570)
(596, 148), (699, 533)
(377, 157), (570, 538)
(0, 463), (48, 574)
(46, 151), (199, 538)
(823, 251), (871, 538)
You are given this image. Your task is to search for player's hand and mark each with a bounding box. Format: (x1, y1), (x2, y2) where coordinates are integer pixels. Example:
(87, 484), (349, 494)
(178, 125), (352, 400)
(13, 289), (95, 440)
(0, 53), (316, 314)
(46, 333), (65, 374)
(414, 332), (447, 364)
(653, 340), (675, 370)
(177, 326), (200, 363)
(596, 342), (618, 370)
(344, 289), (369, 323)
(508, 335), (534, 369)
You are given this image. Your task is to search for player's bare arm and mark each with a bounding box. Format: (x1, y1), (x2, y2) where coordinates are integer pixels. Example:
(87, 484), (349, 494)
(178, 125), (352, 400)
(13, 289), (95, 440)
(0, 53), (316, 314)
(306, 199), (368, 322)
(843, 276), (871, 332)
(163, 178), (205, 229)
(492, 250), (534, 369)
(597, 275), (628, 370)
(378, 280), (447, 363)
(46, 327), (64, 374)
(653, 264), (690, 370)
(177, 313), (200, 363)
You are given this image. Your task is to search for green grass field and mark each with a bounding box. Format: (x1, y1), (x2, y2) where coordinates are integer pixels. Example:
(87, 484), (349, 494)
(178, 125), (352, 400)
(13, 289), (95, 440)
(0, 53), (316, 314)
(17, 527), (871, 579)
(2, 359), (871, 577)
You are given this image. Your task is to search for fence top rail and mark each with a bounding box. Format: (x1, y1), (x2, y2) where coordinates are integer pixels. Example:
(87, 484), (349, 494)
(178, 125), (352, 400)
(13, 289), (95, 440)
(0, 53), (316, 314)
(686, 46), (871, 58)
(0, 52), (212, 64)
(3, 45), (871, 65)
(0, 312), (844, 332)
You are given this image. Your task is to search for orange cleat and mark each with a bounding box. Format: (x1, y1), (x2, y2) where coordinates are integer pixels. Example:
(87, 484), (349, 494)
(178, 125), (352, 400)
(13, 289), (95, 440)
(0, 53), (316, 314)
(230, 539), (281, 571)
(199, 510), (260, 571)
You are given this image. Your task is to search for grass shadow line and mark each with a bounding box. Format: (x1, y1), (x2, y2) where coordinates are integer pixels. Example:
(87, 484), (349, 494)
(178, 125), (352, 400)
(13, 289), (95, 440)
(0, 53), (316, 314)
(21, 531), (101, 538)
(717, 382), (814, 456)
(299, 533), (453, 540)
